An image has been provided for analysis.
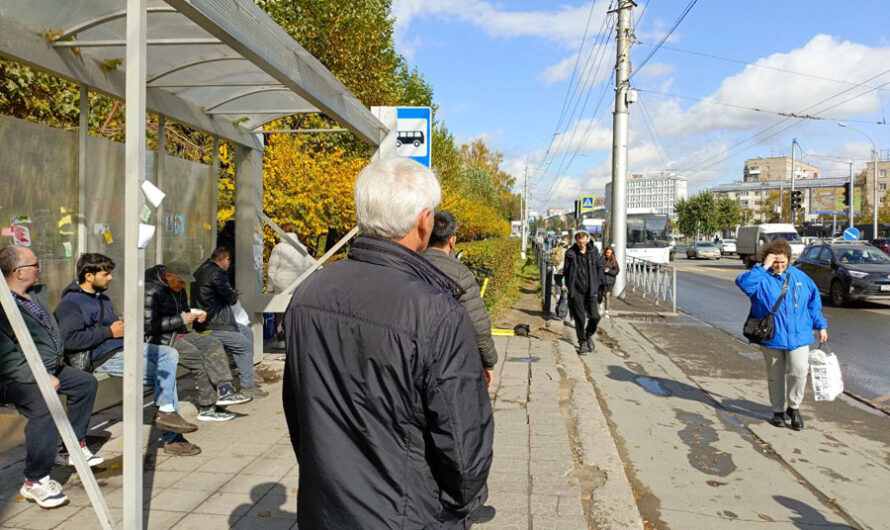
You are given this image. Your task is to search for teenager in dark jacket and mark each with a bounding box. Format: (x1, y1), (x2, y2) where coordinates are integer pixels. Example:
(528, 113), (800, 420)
(144, 263), (250, 423)
(283, 158), (493, 529)
(422, 210), (498, 387)
(563, 230), (605, 354)
(597, 245), (620, 318)
(0, 247), (99, 508)
(192, 247), (265, 398)
(54, 253), (199, 456)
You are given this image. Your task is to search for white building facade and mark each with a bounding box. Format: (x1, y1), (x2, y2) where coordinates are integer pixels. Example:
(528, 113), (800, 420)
(605, 171), (688, 218)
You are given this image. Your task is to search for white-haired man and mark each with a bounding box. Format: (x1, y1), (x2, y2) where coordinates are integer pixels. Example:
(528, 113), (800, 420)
(283, 157), (494, 529)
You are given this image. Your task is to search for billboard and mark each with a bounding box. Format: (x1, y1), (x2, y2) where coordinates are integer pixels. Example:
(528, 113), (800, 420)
(809, 187), (861, 215)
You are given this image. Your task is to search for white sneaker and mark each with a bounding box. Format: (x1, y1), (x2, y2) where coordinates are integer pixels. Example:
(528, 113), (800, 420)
(55, 444), (104, 467)
(275, 340), (286, 350)
(21, 476), (68, 509)
(598, 304), (605, 313)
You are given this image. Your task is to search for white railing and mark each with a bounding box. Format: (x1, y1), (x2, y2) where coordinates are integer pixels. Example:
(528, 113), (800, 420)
(624, 255), (677, 313)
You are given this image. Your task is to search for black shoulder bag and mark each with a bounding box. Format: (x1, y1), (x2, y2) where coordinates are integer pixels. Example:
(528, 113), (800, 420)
(743, 274), (790, 343)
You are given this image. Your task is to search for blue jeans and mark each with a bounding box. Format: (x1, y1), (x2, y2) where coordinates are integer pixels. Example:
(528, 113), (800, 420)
(96, 343), (180, 412)
(209, 325), (254, 388)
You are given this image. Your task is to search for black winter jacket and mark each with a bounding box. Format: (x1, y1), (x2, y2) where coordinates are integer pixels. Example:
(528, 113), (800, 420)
(601, 257), (620, 288)
(191, 260), (239, 332)
(283, 236), (494, 529)
(563, 244), (604, 300)
(0, 286), (64, 387)
(422, 249), (498, 369)
(144, 265), (189, 345)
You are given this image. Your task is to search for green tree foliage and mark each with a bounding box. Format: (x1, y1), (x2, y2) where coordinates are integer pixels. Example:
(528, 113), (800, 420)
(674, 192), (722, 238)
(716, 196), (743, 229)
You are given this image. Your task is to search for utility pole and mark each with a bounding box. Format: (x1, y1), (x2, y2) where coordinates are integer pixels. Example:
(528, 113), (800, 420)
(609, 0), (634, 299)
(872, 148), (878, 239)
(520, 157), (529, 260)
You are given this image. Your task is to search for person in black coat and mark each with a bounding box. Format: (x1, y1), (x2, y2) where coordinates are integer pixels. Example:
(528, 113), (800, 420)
(597, 245), (620, 317)
(562, 230), (605, 354)
(283, 158), (493, 529)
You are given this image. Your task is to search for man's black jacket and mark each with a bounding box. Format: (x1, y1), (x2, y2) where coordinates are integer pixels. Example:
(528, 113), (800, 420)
(563, 243), (605, 300)
(191, 259), (238, 331)
(144, 265), (189, 345)
(283, 236), (494, 529)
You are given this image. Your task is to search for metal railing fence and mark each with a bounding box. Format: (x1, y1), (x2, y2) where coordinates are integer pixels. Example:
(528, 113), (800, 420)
(624, 256), (677, 313)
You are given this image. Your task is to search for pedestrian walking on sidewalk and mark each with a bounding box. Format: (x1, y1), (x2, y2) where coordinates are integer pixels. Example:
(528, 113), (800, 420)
(735, 239), (828, 431)
(563, 230), (604, 354)
(282, 157), (493, 529)
(598, 245), (619, 318)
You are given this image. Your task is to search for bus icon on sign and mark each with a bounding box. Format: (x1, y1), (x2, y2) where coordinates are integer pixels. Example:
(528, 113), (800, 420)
(396, 130), (425, 148)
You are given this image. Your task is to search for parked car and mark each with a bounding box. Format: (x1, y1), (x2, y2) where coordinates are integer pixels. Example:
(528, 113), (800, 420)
(794, 242), (890, 306)
(686, 241), (721, 260)
(719, 238), (737, 255)
(871, 238), (890, 255)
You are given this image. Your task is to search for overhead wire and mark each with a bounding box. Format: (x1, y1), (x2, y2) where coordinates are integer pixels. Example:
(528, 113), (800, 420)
(636, 91), (671, 166)
(630, 0), (699, 79)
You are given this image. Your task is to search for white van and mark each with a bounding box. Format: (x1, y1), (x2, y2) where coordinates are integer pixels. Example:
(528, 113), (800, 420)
(736, 224), (805, 268)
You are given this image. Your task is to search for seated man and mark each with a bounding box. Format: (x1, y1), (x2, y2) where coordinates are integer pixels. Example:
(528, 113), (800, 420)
(54, 253), (200, 457)
(0, 246), (100, 508)
(145, 263), (251, 422)
(192, 247), (267, 398)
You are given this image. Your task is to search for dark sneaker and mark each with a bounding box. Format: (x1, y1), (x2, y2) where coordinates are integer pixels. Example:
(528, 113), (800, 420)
(241, 386), (269, 399)
(163, 435), (202, 457)
(196, 406), (235, 422)
(217, 391), (252, 407)
(769, 413), (786, 427)
(21, 476), (68, 509)
(154, 411), (198, 434)
(788, 408), (804, 431)
(586, 338), (596, 352)
(577, 342), (591, 355)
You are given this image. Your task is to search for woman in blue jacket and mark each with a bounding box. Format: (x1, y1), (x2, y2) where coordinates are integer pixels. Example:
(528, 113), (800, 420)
(736, 239), (828, 430)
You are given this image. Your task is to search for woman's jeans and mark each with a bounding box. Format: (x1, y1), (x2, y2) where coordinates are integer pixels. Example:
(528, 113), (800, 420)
(761, 345), (809, 412)
(96, 343), (180, 412)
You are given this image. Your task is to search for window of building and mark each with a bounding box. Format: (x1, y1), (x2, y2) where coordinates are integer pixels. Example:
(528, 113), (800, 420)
(880, 169), (887, 178)
(881, 183), (887, 192)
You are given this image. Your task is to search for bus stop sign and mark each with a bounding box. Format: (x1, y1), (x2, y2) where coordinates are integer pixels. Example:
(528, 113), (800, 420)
(370, 106), (432, 167)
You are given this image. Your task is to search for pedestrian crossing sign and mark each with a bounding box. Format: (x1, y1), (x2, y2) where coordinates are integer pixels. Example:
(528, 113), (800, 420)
(580, 196), (595, 213)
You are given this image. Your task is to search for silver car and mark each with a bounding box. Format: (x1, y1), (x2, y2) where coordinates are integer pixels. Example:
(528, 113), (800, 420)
(686, 241), (721, 260)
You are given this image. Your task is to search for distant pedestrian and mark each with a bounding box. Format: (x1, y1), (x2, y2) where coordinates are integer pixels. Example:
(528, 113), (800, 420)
(267, 224), (315, 349)
(563, 230), (604, 354)
(598, 246), (620, 317)
(422, 210), (498, 388)
(283, 157), (493, 528)
(736, 238), (828, 431)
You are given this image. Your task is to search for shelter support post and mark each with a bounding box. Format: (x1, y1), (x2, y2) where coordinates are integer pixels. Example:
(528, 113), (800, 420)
(123, 0), (147, 527)
(155, 115), (166, 264)
(234, 144), (265, 364)
(77, 86), (89, 256)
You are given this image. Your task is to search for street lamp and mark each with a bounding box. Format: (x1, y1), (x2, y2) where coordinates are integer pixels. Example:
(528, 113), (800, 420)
(838, 123), (878, 239)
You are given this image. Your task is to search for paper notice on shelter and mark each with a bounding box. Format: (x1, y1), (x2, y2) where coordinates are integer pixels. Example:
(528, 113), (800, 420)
(13, 225), (31, 247)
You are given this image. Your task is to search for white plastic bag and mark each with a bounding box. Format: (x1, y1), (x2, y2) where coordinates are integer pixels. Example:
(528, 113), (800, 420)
(231, 300), (251, 327)
(809, 347), (844, 401)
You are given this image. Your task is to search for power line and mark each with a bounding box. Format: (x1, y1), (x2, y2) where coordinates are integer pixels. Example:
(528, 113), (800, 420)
(636, 92), (671, 165)
(630, 0), (699, 79)
(635, 87), (884, 124)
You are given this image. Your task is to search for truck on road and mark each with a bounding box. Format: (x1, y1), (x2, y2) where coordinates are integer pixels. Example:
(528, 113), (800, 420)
(736, 223), (805, 268)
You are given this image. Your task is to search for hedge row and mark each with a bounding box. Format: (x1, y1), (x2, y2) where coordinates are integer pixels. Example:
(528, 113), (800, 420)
(457, 237), (521, 315)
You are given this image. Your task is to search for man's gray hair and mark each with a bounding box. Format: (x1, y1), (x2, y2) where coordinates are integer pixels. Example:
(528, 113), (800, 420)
(354, 157), (441, 239)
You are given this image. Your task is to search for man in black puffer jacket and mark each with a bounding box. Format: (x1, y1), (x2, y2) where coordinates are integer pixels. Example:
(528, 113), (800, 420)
(283, 158), (493, 529)
(144, 263), (251, 423)
(563, 230), (604, 355)
(422, 210), (498, 388)
(191, 247), (265, 398)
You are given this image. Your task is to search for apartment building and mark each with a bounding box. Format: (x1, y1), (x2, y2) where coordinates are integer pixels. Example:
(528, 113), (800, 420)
(744, 156), (820, 182)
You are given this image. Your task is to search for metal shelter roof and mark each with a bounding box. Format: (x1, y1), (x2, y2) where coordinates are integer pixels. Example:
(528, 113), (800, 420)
(0, 0), (387, 147)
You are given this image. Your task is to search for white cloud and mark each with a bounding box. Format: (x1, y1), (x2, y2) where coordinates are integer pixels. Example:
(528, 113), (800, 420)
(454, 128), (504, 147)
(632, 61), (674, 81)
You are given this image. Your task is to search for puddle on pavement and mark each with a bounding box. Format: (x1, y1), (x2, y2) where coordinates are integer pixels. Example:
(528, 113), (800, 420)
(595, 328), (629, 359)
(636, 376), (672, 397)
(676, 411), (736, 477)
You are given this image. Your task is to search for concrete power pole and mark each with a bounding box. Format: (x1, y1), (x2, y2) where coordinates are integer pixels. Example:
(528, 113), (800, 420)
(610, 0), (633, 299)
(849, 160), (855, 229)
(520, 157), (529, 260)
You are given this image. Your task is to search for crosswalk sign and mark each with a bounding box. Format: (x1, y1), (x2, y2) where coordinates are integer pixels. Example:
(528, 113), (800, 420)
(580, 196), (595, 213)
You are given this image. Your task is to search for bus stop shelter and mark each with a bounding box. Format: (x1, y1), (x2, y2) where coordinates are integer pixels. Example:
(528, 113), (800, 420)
(0, 0), (387, 527)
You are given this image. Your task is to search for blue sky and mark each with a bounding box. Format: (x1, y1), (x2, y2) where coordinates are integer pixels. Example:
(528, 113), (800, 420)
(392, 0), (890, 214)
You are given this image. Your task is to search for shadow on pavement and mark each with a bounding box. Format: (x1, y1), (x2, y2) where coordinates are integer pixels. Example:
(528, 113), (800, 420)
(773, 495), (854, 529)
(230, 482), (292, 527)
(605, 365), (772, 423)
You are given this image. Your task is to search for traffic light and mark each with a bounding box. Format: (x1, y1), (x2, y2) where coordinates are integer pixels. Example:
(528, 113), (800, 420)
(842, 183), (851, 207)
(790, 189), (803, 210)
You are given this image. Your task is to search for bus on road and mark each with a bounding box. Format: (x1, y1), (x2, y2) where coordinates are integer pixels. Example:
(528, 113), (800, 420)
(604, 210), (671, 264)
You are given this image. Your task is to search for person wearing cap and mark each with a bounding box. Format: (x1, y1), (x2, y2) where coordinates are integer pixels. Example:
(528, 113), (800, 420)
(144, 262), (251, 425)
(54, 253), (200, 457)
(563, 230), (605, 354)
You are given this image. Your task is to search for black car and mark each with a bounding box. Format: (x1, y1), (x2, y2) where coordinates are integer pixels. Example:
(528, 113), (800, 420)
(795, 243), (890, 306)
